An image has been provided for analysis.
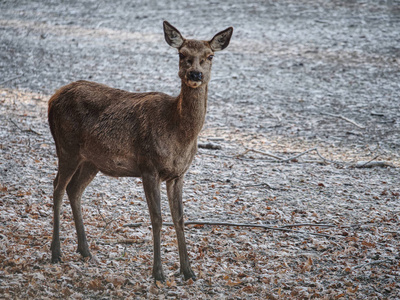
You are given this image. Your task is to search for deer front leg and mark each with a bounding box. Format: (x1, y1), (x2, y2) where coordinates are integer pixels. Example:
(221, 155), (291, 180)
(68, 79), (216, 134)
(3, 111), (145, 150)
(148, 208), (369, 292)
(51, 162), (80, 263)
(142, 173), (165, 282)
(166, 177), (196, 280)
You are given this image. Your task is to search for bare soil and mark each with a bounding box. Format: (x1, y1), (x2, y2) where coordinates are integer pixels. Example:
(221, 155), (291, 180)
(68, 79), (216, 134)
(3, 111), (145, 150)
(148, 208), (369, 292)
(1, 0), (399, 299)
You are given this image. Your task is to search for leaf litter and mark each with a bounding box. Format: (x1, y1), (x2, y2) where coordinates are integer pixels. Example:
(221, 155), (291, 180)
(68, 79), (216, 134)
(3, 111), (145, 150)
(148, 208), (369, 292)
(1, 0), (400, 299)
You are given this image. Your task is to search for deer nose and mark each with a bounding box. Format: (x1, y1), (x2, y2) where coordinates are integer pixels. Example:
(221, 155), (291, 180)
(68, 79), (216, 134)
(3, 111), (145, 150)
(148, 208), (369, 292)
(188, 71), (202, 81)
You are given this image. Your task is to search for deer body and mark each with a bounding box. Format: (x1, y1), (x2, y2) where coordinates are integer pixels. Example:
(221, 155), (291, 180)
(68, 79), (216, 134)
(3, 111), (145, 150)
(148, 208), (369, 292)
(49, 81), (204, 179)
(48, 22), (232, 281)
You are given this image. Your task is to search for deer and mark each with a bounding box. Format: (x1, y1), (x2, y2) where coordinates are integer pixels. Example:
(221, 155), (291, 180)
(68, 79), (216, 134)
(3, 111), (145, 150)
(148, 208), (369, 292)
(47, 21), (233, 282)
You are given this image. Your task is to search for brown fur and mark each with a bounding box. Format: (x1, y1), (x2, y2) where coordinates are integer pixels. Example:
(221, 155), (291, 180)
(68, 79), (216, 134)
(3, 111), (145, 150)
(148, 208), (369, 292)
(48, 21), (232, 282)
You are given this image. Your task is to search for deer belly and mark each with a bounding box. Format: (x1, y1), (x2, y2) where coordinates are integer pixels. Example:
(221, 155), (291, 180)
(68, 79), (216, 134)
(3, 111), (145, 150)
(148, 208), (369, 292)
(89, 155), (140, 177)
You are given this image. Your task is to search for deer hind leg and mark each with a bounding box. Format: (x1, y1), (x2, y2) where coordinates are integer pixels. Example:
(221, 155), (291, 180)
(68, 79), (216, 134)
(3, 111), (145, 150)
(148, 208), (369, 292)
(141, 173), (165, 282)
(66, 161), (98, 258)
(51, 159), (80, 263)
(166, 177), (196, 280)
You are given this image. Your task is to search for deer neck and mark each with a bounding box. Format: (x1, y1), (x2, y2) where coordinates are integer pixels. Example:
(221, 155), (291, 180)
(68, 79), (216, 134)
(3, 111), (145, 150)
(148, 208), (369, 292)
(174, 82), (208, 140)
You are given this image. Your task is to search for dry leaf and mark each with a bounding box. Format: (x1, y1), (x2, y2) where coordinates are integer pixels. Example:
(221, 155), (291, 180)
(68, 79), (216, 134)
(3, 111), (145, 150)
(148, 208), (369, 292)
(88, 279), (103, 291)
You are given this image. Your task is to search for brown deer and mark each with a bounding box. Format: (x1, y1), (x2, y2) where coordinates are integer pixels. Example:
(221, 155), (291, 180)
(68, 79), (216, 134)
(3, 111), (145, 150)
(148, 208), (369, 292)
(48, 21), (233, 281)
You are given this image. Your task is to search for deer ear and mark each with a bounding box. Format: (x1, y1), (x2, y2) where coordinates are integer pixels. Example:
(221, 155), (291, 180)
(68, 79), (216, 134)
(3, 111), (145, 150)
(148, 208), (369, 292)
(163, 21), (184, 48)
(209, 27), (233, 51)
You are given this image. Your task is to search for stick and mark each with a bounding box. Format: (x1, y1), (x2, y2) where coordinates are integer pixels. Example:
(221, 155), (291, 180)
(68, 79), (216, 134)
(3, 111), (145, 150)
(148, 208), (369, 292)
(9, 118), (42, 135)
(162, 221), (334, 238)
(238, 147), (345, 166)
(240, 148), (284, 160)
(122, 223), (143, 228)
(204, 147), (395, 169)
(352, 259), (392, 270)
(94, 196), (116, 241)
(322, 112), (365, 129)
(0, 74), (24, 85)
(242, 182), (274, 189)
(238, 147), (318, 163)
(198, 142), (222, 150)
(99, 238), (145, 245)
(244, 147), (340, 164)
(280, 223), (335, 228)
(314, 148), (341, 165)
(354, 160), (394, 168)
(279, 148), (318, 162)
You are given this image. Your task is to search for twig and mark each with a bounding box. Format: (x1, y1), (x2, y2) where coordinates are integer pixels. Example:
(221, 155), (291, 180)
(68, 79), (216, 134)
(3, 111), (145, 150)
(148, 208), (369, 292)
(280, 223), (335, 228)
(122, 221), (334, 238)
(322, 112), (365, 129)
(370, 112), (385, 117)
(355, 155), (380, 168)
(352, 259), (393, 270)
(354, 160), (395, 168)
(162, 221), (335, 238)
(314, 148), (341, 165)
(242, 182), (275, 189)
(198, 142), (222, 150)
(241, 147), (342, 165)
(0, 74), (24, 86)
(204, 147), (395, 169)
(239, 148), (283, 160)
(122, 223), (143, 228)
(98, 238), (144, 245)
(279, 148), (318, 162)
(9, 118), (42, 135)
(94, 196), (116, 240)
(238, 147), (318, 163)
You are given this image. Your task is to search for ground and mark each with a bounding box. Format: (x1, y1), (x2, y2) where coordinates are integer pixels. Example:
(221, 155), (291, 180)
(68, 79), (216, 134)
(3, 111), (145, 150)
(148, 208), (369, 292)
(0, 0), (399, 299)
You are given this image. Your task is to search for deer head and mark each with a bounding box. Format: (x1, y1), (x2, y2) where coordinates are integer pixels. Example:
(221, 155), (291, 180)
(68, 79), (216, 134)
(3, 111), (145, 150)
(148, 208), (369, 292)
(163, 21), (233, 89)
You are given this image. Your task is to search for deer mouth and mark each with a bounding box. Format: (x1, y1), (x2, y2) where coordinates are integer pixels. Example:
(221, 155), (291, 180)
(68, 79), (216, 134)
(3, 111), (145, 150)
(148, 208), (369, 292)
(186, 80), (202, 88)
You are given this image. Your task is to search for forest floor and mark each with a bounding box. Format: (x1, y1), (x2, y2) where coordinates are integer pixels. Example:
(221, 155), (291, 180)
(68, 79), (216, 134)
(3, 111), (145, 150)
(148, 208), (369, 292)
(1, 0), (399, 299)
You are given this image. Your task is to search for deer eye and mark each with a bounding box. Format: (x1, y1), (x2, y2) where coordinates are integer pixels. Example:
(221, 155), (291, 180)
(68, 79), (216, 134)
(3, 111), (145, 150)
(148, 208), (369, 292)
(207, 55), (214, 61)
(179, 53), (185, 59)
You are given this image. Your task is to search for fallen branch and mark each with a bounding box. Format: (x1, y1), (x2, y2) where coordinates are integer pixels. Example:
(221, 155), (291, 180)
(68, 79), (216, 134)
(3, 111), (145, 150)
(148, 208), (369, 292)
(226, 147), (395, 169)
(121, 221), (334, 237)
(239, 147), (337, 164)
(162, 221), (335, 238)
(352, 259), (393, 270)
(322, 112), (365, 129)
(280, 223), (335, 228)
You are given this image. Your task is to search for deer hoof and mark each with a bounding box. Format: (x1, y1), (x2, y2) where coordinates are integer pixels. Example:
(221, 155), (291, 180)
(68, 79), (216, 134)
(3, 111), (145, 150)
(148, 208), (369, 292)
(76, 247), (91, 258)
(51, 255), (62, 264)
(183, 268), (196, 281)
(153, 270), (166, 283)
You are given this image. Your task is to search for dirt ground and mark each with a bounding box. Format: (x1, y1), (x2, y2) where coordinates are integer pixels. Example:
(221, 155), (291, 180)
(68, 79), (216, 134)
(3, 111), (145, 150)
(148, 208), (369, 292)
(1, 0), (399, 299)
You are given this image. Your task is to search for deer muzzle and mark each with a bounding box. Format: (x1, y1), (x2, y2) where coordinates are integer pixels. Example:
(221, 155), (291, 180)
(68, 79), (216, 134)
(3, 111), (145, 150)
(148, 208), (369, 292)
(186, 71), (203, 88)
(188, 71), (202, 82)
